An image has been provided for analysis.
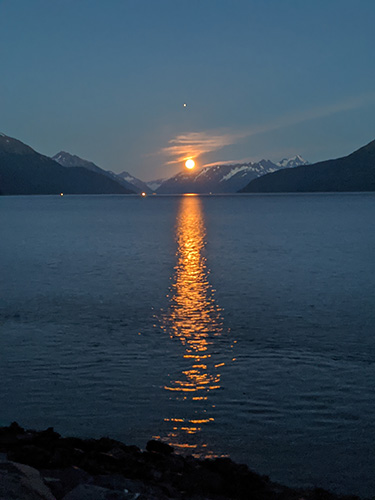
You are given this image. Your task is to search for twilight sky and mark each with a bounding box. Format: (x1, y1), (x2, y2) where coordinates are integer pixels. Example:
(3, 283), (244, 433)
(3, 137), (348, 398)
(1, 0), (375, 181)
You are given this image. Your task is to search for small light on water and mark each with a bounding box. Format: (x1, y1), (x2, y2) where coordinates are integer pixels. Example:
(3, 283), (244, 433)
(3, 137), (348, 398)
(141, 192), (147, 197)
(60, 192), (64, 197)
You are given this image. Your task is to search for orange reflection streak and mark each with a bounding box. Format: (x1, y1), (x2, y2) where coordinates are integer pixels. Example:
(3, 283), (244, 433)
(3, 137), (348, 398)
(164, 196), (224, 396)
(161, 196), (226, 452)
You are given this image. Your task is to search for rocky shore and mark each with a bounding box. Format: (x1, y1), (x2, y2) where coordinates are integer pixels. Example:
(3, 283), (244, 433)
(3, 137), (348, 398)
(0, 423), (361, 500)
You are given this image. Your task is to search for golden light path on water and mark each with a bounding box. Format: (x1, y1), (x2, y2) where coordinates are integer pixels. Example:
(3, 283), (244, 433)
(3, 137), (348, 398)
(158, 195), (233, 455)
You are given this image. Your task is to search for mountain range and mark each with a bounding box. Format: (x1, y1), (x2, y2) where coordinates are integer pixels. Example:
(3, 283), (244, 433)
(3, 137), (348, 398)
(0, 134), (134, 195)
(2, 131), (375, 196)
(52, 152), (151, 194)
(241, 139), (375, 193)
(155, 156), (308, 194)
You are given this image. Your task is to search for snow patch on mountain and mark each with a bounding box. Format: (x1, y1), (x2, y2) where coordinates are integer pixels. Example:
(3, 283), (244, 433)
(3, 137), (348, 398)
(195, 167), (212, 180)
(117, 171), (153, 193)
(146, 179), (166, 190)
(277, 155), (308, 168)
(220, 165), (251, 182)
(156, 155), (309, 194)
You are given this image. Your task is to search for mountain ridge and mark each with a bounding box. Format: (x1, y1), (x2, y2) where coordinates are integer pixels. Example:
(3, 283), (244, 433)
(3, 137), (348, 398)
(0, 135), (135, 195)
(117, 170), (153, 194)
(241, 140), (375, 193)
(156, 156), (308, 194)
(52, 151), (142, 193)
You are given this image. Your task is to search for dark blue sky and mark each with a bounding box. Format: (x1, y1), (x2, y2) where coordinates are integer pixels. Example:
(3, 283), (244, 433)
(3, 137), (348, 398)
(1, 0), (375, 180)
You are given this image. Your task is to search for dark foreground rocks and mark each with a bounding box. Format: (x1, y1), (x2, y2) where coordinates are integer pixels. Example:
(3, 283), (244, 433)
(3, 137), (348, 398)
(0, 423), (361, 500)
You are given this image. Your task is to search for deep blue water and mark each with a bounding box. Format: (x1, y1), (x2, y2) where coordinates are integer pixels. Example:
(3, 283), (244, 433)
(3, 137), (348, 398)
(1, 193), (375, 497)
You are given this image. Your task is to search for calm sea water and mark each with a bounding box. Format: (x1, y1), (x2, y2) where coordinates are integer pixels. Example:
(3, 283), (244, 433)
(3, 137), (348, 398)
(1, 193), (375, 497)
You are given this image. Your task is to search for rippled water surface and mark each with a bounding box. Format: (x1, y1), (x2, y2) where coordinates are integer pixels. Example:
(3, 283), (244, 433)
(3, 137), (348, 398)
(1, 193), (375, 497)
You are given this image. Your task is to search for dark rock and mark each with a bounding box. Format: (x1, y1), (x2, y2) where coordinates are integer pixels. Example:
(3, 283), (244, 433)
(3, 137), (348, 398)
(9, 421), (25, 434)
(106, 447), (133, 461)
(202, 457), (267, 497)
(143, 450), (169, 468)
(176, 465), (223, 496)
(0, 432), (20, 448)
(0, 424), (362, 500)
(32, 428), (61, 449)
(95, 437), (127, 453)
(41, 427), (61, 440)
(17, 431), (38, 444)
(58, 436), (87, 450)
(93, 475), (169, 500)
(146, 440), (174, 456)
(0, 422), (27, 448)
(8, 445), (53, 468)
(61, 484), (130, 500)
(165, 454), (185, 474)
(0, 460), (55, 500)
(91, 474), (131, 491)
(92, 451), (123, 471)
(34, 427), (60, 446)
(159, 480), (179, 498)
(48, 447), (76, 469)
(41, 466), (91, 500)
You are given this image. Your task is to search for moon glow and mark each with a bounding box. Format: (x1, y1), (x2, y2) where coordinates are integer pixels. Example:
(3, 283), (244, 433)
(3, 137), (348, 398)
(185, 159), (195, 170)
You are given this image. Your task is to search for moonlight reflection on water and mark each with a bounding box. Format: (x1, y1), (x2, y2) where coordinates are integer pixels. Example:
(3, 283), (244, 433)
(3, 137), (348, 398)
(160, 195), (232, 454)
(2, 194), (374, 496)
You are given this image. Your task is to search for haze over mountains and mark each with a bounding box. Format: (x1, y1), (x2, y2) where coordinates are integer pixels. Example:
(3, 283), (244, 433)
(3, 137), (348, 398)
(241, 139), (375, 193)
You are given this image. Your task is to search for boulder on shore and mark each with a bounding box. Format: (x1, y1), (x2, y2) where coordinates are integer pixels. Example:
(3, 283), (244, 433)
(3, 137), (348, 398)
(0, 423), (360, 500)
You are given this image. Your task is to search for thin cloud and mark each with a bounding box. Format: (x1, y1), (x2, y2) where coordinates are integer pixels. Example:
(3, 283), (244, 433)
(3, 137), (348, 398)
(159, 130), (248, 165)
(240, 92), (375, 140)
(159, 92), (375, 166)
(257, 92), (375, 135)
(202, 157), (257, 168)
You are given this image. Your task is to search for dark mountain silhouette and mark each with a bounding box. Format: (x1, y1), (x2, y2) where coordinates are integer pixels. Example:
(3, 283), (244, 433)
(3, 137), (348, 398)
(0, 134), (134, 195)
(116, 170), (153, 194)
(241, 139), (375, 193)
(52, 151), (142, 192)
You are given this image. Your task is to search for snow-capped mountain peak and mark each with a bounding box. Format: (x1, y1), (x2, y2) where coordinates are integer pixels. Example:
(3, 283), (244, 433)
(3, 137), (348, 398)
(157, 159), (279, 194)
(156, 155), (309, 194)
(277, 155), (309, 168)
(118, 171), (137, 183)
(52, 151), (96, 168)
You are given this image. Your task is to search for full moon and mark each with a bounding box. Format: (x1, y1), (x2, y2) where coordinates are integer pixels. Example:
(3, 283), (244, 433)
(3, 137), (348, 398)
(185, 159), (195, 170)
